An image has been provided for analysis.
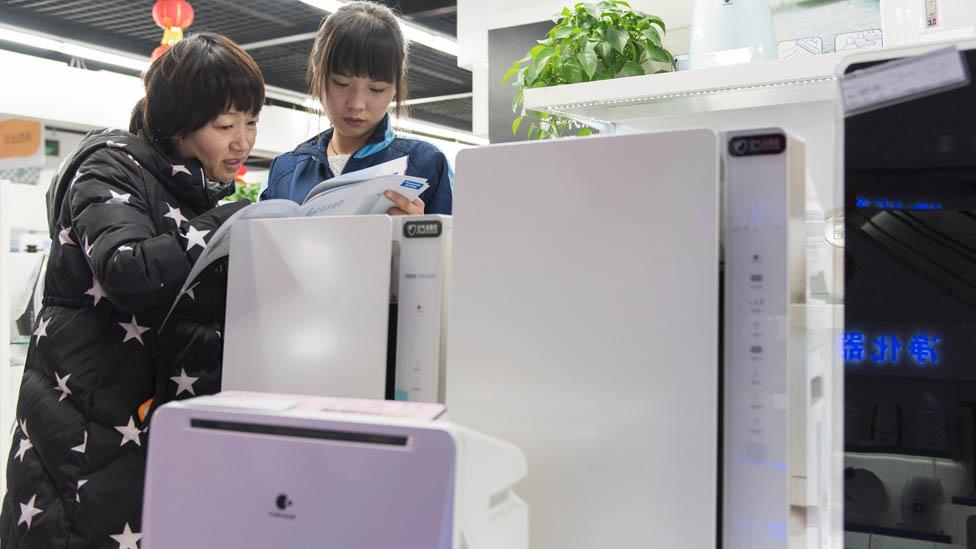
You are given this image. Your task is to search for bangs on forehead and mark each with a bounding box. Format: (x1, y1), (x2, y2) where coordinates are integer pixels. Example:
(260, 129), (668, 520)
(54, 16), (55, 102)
(187, 42), (265, 124)
(214, 66), (265, 117)
(325, 16), (401, 83)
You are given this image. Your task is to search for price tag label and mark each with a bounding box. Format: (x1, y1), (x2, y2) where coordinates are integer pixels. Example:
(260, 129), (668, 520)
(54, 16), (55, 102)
(0, 119), (42, 160)
(841, 46), (971, 116)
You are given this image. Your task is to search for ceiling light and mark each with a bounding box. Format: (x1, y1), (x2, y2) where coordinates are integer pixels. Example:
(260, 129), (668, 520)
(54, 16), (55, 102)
(0, 25), (148, 72)
(399, 21), (459, 57)
(297, 0), (345, 12)
(393, 117), (488, 146)
(297, 0), (459, 57)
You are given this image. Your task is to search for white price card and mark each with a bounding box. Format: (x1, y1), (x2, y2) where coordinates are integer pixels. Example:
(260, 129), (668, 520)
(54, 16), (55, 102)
(841, 46), (970, 116)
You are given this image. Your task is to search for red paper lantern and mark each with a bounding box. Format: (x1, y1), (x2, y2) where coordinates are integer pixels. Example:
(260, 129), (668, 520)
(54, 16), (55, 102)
(152, 0), (194, 31)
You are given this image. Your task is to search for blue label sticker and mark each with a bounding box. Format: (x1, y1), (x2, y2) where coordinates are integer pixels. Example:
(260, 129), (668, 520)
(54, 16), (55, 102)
(400, 180), (423, 190)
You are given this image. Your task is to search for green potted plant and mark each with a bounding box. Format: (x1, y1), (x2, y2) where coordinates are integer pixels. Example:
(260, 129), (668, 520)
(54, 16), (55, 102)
(504, 1), (675, 140)
(224, 166), (262, 203)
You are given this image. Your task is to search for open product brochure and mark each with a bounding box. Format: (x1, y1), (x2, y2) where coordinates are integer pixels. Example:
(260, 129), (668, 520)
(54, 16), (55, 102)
(162, 156), (424, 325)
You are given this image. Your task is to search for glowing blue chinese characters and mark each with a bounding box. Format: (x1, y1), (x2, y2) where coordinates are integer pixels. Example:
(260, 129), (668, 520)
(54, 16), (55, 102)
(844, 332), (941, 366)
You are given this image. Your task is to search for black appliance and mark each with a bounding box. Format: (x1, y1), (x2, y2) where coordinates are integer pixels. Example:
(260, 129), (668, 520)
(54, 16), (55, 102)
(844, 47), (976, 547)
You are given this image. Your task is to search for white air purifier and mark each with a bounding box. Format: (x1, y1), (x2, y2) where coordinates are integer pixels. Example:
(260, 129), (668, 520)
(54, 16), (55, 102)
(689, 0), (778, 70)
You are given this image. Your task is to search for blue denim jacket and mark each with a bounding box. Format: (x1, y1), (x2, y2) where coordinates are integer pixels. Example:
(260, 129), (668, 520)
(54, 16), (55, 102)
(261, 115), (453, 214)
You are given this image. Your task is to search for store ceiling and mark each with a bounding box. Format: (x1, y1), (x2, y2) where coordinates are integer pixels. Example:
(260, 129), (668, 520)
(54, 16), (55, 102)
(0, 0), (472, 131)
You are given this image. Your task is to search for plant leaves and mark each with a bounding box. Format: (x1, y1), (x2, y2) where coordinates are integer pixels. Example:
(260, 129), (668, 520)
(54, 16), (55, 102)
(641, 26), (661, 47)
(578, 127), (593, 137)
(617, 61), (644, 77)
(512, 115), (525, 136)
(605, 26), (629, 54)
(526, 48), (554, 85)
(507, 2), (675, 93)
(642, 44), (671, 64)
(560, 58), (584, 84)
(578, 49), (598, 79)
(641, 60), (673, 74)
(502, 65), (520, 85)
(553, 24), (573, 39)
(512, 88), (523, 112)
(643, 14), (666, 32)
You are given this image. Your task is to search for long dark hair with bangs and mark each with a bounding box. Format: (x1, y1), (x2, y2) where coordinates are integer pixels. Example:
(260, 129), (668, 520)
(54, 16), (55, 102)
(130, 32), (266, 158)
(308, 1), (408, 118)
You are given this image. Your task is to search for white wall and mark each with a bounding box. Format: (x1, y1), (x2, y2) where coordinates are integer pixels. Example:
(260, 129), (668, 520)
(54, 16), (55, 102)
(457, 0), (694, 137)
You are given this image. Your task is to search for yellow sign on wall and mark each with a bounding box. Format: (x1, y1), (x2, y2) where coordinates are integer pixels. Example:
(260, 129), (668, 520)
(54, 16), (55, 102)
(0, 119), (42, 160)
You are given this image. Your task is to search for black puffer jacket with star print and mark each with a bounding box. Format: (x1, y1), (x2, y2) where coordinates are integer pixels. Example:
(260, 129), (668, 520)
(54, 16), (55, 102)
(0, 129), (248, 548)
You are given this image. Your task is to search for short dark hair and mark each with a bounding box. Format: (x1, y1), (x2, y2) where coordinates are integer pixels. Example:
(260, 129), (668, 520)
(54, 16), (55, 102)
(130, 32), (265, 157)
(308, 1), (408, 118)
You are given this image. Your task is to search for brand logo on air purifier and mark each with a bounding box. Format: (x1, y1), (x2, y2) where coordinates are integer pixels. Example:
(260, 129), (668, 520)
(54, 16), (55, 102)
(728, 133), (786, 157)
(269, 493), (296, 520)
(275, 494), (292, 510)
(404, 220), (442, 238)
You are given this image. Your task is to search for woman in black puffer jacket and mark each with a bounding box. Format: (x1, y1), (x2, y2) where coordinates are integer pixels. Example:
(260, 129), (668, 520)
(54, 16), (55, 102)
(0, 33), (264, 548)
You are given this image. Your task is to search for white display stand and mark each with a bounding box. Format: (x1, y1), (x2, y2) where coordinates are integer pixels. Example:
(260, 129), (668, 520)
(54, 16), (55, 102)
(0, 180), (48, 498)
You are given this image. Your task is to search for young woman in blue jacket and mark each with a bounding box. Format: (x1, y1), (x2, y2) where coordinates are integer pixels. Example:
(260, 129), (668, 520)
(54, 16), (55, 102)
(261, 0), (453, 215)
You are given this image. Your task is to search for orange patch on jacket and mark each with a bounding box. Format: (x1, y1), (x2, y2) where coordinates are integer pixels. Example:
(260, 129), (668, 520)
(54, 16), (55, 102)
(138, 398), (153, 423)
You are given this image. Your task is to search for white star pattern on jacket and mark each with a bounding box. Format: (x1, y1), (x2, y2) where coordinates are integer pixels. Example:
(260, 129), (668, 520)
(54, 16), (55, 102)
(118, 316), (150, 345)
(76, 479), (88, 503)
(163, 203), (188, 227)
(54, 372), (72, 402)
(83, 236), (94, 258)
(117, 245), (134, 253)
(115, 417), (142, 447)
(125, 154), (140, 168)
(105, 140), (127, 148)
(181, 225), (209, 252)
(106, 190), (131, 205)
(14, 436), (32, 462)
(85, 278), (105, 306)
(110, 523), (142, 549)
(171, 164), (191, 177)
(71, 431), (87, 453)
(19, 418), (28, 438)
(33, 317), (50, 340)
(69, 171), (85, 188)
(170, 368), (199, 396)
(17, 494), (42, 530)
(184, 282), (199, 301)
(58, 226), (76, 246)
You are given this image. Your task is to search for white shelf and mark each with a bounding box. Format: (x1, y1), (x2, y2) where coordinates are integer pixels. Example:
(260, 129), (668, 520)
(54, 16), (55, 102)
(523, 40), (976, 129)
(523, 52), (846, 129)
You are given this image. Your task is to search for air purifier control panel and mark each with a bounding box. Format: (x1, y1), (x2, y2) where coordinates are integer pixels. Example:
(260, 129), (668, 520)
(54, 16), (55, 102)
(723, 130), (793, 549)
